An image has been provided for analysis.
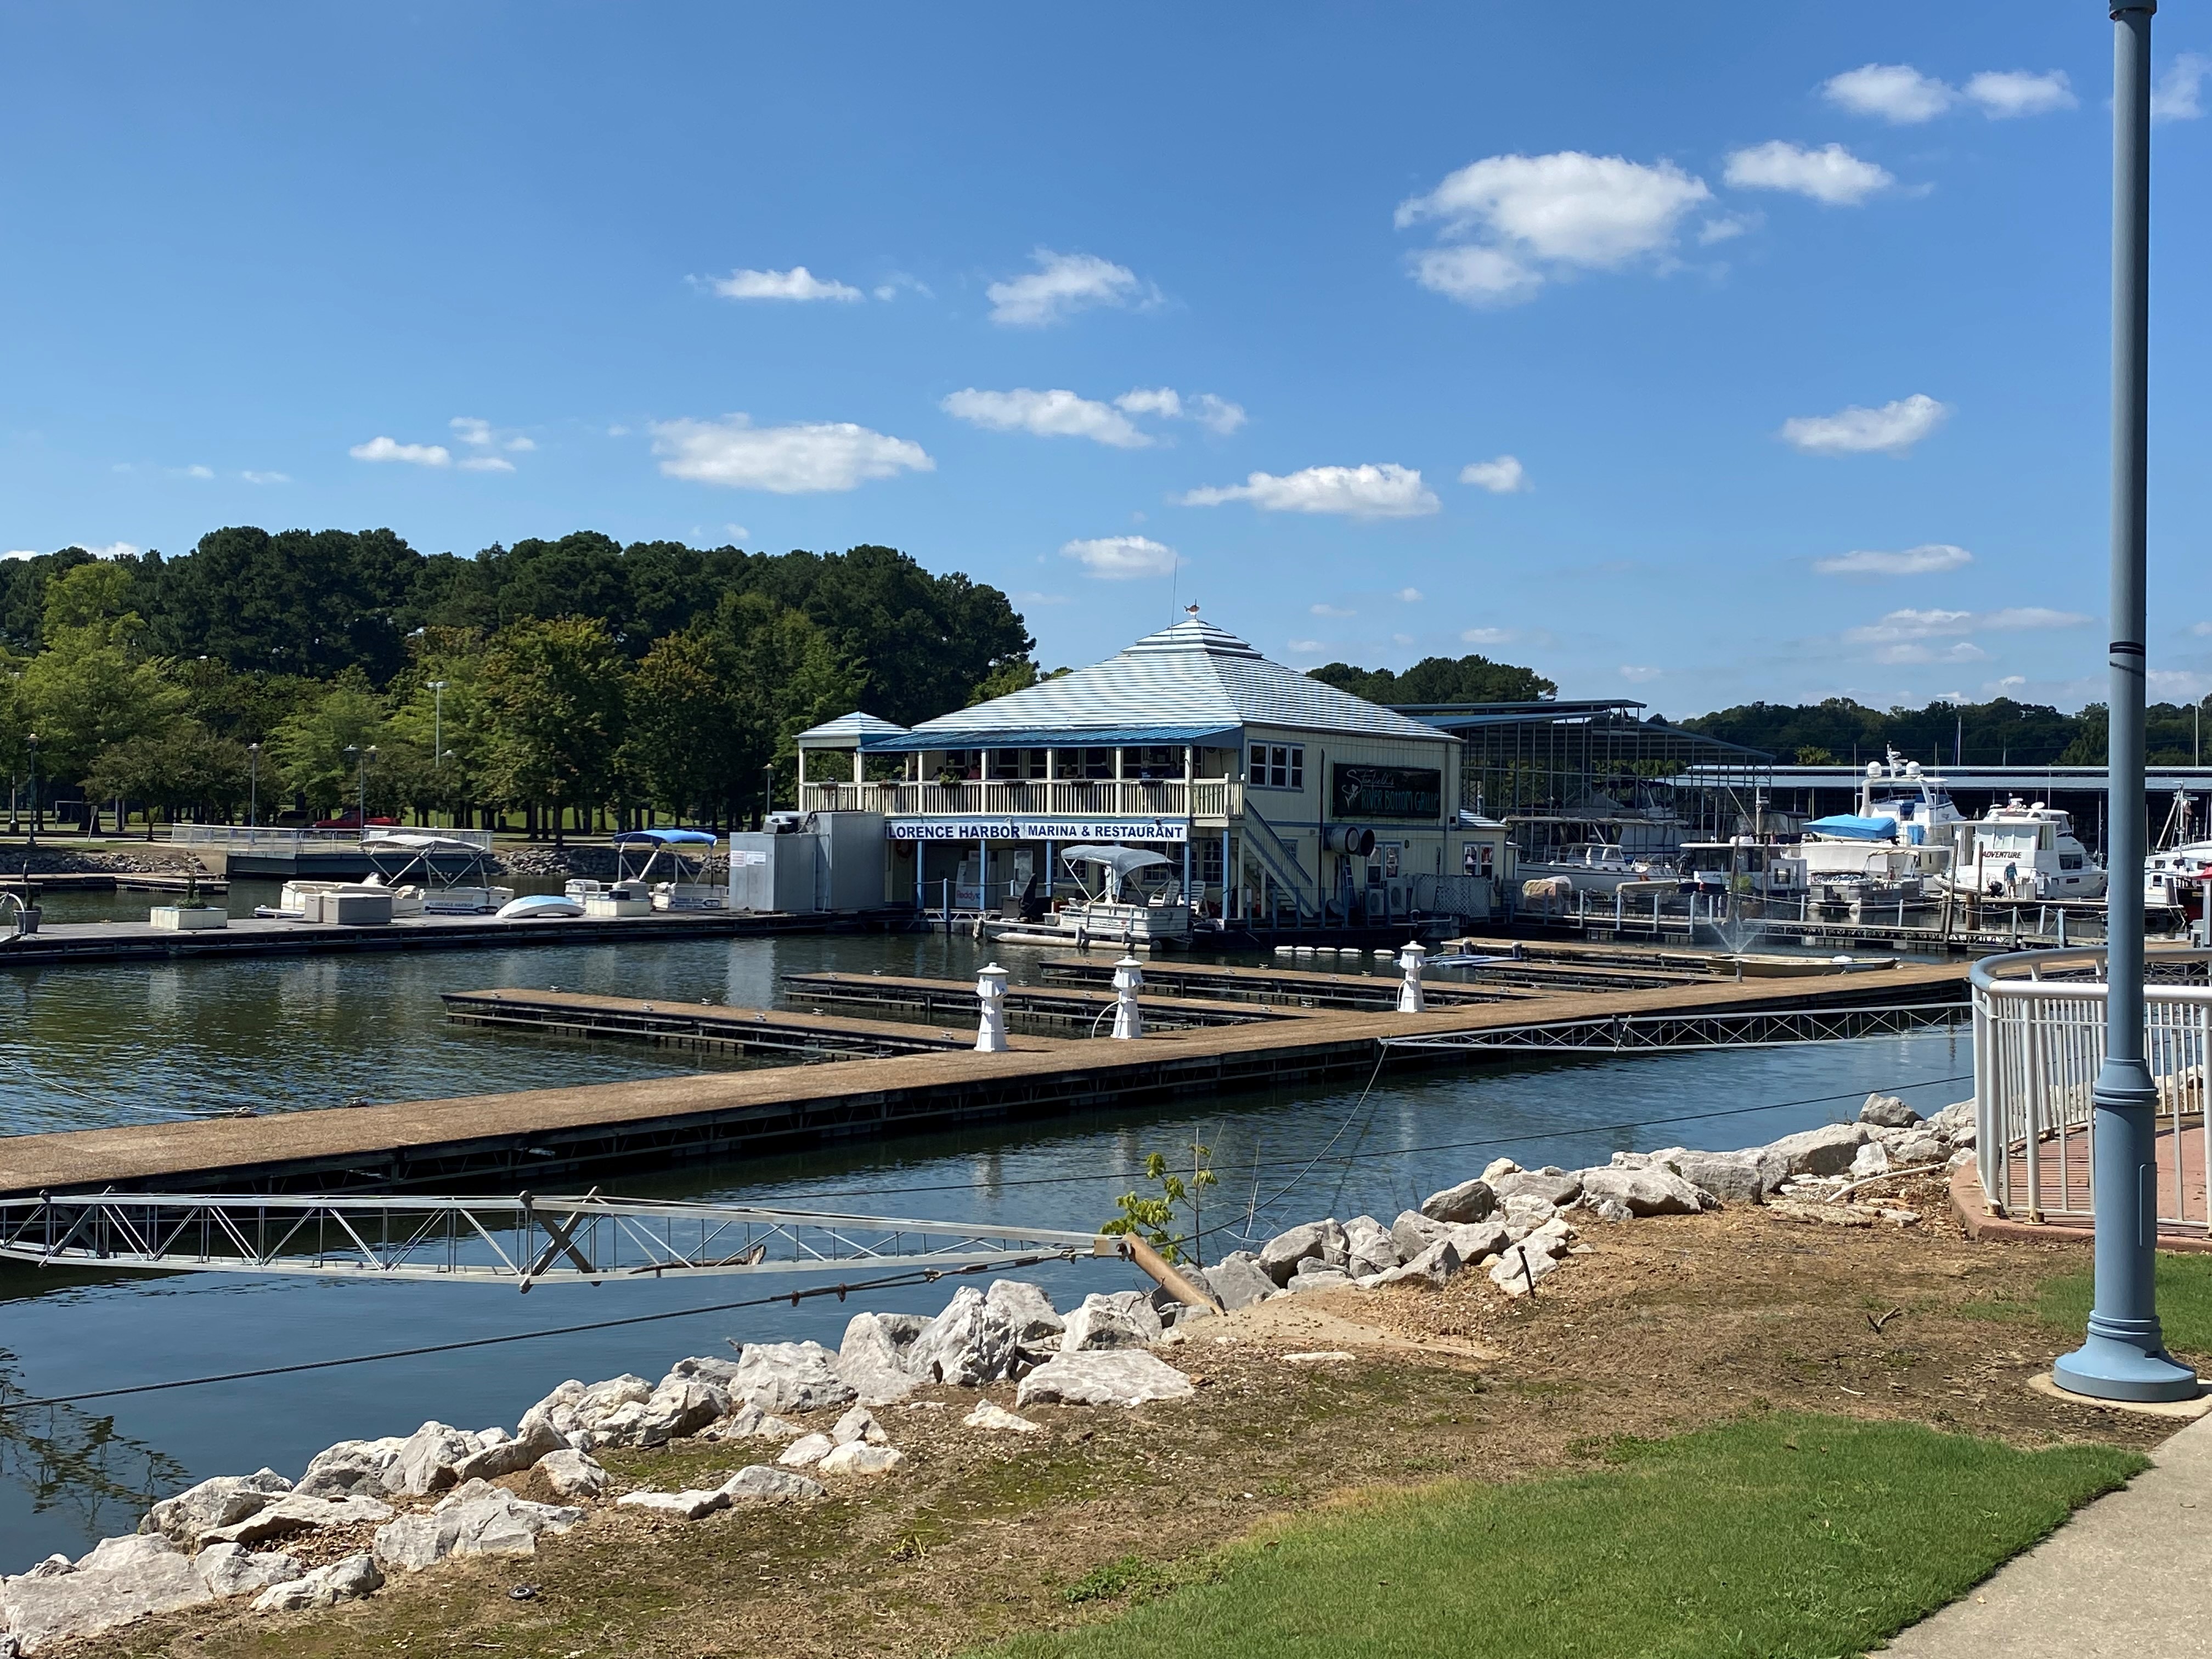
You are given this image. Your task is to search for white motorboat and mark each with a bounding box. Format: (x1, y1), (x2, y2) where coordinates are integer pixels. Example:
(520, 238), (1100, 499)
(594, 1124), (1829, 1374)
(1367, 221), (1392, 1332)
(985, 844), (1192, 950)
(609, 828), (724, 911)
(2145, 844), (2212, 921)
(361, 832), (514, 914)
(1515, 842), (1679, 896)
(1678, 839), (1808, 900)
(1960, 799), (2107, 901)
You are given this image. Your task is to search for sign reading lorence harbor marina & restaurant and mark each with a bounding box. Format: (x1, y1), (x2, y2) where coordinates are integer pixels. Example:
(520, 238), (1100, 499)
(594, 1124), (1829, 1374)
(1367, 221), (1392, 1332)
(886, 816), (1190, 843)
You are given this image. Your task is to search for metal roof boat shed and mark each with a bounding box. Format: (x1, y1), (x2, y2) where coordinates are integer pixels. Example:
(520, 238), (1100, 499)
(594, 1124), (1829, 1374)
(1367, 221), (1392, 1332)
(794, 613), (1465, 928)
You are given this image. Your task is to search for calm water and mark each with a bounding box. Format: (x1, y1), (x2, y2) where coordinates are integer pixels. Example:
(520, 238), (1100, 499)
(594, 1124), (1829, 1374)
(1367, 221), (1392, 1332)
(0, 917), (1972, 1565)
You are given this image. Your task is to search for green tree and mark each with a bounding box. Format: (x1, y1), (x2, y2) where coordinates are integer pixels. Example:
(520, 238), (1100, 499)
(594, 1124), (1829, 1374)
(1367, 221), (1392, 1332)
(623, 628), (744, 825)
(1308, 652), (1558, 706)
(85, 722), (252, 834)
(267, 669), (391, 815)
(713, 592), (864, 816)
(482, 617), (630, 842)
(385, 627), (495, 824)
(1099, 1145), (1219, 1267)
(18, 565), (187, 825)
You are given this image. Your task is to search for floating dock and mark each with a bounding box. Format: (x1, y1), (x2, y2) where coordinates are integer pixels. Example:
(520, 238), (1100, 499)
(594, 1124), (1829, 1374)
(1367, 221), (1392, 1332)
(777, 970), (1314, 1032)
(0, 872), (230, 894)
(0, 959), (1972, 1199)
(0, 906), (904, 969)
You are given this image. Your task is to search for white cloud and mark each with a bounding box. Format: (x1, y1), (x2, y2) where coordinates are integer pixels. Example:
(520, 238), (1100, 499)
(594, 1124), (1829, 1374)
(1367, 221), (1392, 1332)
(2, 550), (37, 561)
(2154, 54), (2211, 122)
(724, 524), (749, 541)
(1462, 627), (1515, 646)
(184, 464), (214, 479)
(241, 470), (290, 485)
(2191, 620), (2212, 637)
(1012, 589), (1071, 606)
(1115, 387), (1247, 434)
(349, 436), (450, 467)
(459, 456), (515, 473)
(1847, 606), (2089, 647)
(1698, 213), (1755, 245)
(1963, 70), (2076, 119)
(1823, 63), (1954, 123)
(707, 266), (864, 302)
(1459, 455), (1529, 494)
(942, 387), (1149, 448)
(1875, 641), (1988, 665)
(1311, 603), (1355, 618)
(1286, 639), (1325, 655)
(1393, 633), (1414, 647)
(1724, 141), (1893, 206)
(1396, 588), (1424, 603)
(650, 415), (934, 493)
(1180, 463), (1439, 518)
(1619, 665), (1662, 683)
(451, 417), (534, 453)
(1781, 393), (1949, 455)
(1815, 543), (1973, 577)
(986, 249), (1149, 327)
(81, 541), (139, 560)
(1060, 535), (1180, 579)
(1396, 151), (1711, 306)
(2151, 669), (2212, 700)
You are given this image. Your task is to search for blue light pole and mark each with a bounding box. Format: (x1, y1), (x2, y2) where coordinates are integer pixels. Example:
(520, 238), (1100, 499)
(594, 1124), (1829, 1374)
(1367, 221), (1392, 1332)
(2053, 0), (2198, 1404)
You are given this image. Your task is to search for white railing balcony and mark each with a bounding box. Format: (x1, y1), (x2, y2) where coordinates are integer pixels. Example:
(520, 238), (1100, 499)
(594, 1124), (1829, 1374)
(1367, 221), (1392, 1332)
(167, 824), (496, 853)
(1972, 946), (2212, 1233)
(797, 778), (1243, 823)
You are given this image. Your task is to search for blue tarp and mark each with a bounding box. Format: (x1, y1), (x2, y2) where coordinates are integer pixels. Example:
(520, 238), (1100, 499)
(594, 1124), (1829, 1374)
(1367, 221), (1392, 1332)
(1805, 814), (1899, 841)
(613, 829), (719, 845)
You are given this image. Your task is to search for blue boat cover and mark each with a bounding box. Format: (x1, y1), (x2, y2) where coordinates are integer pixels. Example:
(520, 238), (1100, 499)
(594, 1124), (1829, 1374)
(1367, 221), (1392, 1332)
(613, 828), (719, 845)
(1805, 814), (1899, 841)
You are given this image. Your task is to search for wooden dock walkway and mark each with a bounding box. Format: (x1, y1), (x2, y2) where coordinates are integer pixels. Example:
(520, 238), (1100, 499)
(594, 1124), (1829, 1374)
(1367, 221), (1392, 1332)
(443, 988), (1077, 1058)
(0, 958), (1971, 1199)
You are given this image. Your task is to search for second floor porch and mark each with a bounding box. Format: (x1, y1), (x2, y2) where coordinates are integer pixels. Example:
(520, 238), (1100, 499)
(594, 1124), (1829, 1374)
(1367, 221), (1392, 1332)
(798, 777), (1244, 825)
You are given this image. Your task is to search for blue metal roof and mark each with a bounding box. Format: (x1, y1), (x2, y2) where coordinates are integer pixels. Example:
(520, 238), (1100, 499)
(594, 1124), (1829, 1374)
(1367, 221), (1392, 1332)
(862, 723), (1240, 753)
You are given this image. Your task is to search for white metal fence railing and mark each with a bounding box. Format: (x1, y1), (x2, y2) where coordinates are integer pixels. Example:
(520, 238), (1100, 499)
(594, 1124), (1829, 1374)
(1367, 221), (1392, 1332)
(1972, 946), (2212, 1231)
(797, 779), (1242, 821)
(167, 825), (496, 853)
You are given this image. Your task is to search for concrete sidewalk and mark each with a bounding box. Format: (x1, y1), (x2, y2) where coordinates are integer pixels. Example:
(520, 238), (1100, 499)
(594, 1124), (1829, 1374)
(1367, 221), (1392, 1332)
(1881, 1410), (2212, 1657)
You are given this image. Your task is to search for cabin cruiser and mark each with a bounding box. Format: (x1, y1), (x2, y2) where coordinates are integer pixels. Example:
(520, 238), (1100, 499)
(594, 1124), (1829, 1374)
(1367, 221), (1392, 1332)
(1961, 800), (2107, 901)
(1514, 842), (1679, 896)
(984, 844), (1192, 950)
(1677, 839), (1808, 901)
(2145, 846), (2212, 922)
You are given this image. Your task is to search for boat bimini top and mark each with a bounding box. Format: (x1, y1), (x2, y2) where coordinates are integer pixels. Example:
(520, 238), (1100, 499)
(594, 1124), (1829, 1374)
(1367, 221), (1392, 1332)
(613, 829), (719, 847)
(1060, 843), (1174, 902)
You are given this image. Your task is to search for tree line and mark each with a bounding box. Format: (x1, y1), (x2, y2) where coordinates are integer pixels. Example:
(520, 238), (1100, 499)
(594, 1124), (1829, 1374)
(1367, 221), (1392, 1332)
(0, 530), (1034, 837)
(1682, 695), (2211, 769)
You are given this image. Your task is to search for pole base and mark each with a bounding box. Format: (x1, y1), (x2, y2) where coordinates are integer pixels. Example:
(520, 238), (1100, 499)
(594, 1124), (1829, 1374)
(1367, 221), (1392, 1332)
(2053, 1334), (2200, 1403)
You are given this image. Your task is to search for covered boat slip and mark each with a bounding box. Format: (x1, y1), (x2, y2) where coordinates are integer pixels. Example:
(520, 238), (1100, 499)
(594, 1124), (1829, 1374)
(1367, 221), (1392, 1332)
(793, 614), (1473, 938)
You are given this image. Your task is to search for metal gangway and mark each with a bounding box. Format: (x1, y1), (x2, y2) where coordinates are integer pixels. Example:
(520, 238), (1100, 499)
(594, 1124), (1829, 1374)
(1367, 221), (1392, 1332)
(0, 1193), (1213, 1299)
(1384, 999), (1966, 1057)
(1971, 945), (2212, 1234)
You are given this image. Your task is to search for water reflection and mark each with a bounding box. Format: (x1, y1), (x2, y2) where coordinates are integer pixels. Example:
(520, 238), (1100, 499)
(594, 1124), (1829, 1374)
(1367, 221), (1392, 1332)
(0, 1345), (187, 1549)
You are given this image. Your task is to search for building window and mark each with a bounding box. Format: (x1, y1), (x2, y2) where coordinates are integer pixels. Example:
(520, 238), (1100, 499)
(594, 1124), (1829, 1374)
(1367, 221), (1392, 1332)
(1250, 743), (1304, 789)
(1053, 748), (1114, 780)
(1120, 746), (1179, 781)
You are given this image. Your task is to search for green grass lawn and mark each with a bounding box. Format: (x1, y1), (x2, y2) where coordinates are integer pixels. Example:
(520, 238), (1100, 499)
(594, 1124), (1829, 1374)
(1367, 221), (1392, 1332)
(1968, 1251), (2212, 1357)
(979, 1416), (2141, 1659)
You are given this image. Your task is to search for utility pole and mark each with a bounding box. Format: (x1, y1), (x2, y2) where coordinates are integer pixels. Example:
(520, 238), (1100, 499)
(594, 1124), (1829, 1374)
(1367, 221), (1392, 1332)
(2053, 0), (2197, 1404)
(247, 743), (260, 829)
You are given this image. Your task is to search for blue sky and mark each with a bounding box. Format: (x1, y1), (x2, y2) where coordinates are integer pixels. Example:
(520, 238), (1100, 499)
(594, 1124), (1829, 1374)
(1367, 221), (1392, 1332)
(3, 3), (2209, 718)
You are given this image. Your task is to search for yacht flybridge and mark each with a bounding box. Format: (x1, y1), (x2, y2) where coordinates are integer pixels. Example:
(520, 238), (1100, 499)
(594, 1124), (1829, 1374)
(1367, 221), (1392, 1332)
(1964, 799), (2107, 901)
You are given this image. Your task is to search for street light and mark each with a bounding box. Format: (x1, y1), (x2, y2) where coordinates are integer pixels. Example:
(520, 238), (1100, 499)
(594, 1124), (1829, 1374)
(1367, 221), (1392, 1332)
(2052, 0), (2198, 1405)
(761, 763), (775, 830)
(25, 733), (37, 849)
(428, 681), (449, 828)
(246, 743), (260, 830)
(343, 744), (377, 831)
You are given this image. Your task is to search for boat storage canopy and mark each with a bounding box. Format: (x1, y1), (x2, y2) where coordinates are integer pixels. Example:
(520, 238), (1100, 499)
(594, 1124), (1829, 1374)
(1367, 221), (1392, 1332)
(1805, 814), (1901, 842)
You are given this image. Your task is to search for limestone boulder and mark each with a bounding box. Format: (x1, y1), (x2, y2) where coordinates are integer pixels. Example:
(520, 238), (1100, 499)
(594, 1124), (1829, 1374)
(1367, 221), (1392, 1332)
(907, 1288), (1019, 1387)
(733, 1341), (855, 1414)
(1418, 1178), (1497, 1224)
(1015, 1351), (1197, 1408)
(1576, 1165), (1707, 1218)
(382, 1422), (481, 1497)
(1443, 1219), (1510, 1261)
(140, 1469), (294, 1547)
(371, 1483), (583, 1572)
(1201, 1251), (1276, 1311)
(819, 1442), (906, 1476)
(0, 1535), (211, 1654)
(963, 1401), (1042, 1434)
(1342, 1215), (1401, 1277)
(1501, 1192), (1561, 1239)
(1655, 1147), (1787, 1204)
(721, 1465), (826, 1504)
(838, 1311), (926, 1406)
(1285, 1261), (1354, 1293)
(777, 1432), (835, 1469)
(1762, 1122), (1870, 1177)
(1480, 1157), (1521, 1183)
(831, 1406), (886, 1446)
(1389, 1209), (1449, 1262)
(985, 1280), (1065, 1355)
(198, 1491), (394, 1549)
(250, 1552), (381, 1615)
(294, 1436), (408, 1499)
(1849, 1141), (1891, 1181)
(1925, 1099), (1975, 1139)
(534, 1449), (609, 1503)
(1256, 1219), (1346, 1283)
(450, 1418), (563, 1484)
(1363, 1238), (1462, 1289)
(1858, 1092), (1923, 1129)
(1491, 1167), (1583, 1208)
(191, 1542), (303, 1599)
(633, 1373), (730, 1447)
(617, 1488), (729, 1521)
(1892, 1131), (1946, 1167)
(1059, 1290), (1163, 1352)
(1489, 1242), (1568, 1298)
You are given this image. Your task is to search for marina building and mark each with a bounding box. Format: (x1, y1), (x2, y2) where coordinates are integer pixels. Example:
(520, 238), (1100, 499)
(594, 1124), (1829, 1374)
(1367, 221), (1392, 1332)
(794, 612), (1471, 927)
